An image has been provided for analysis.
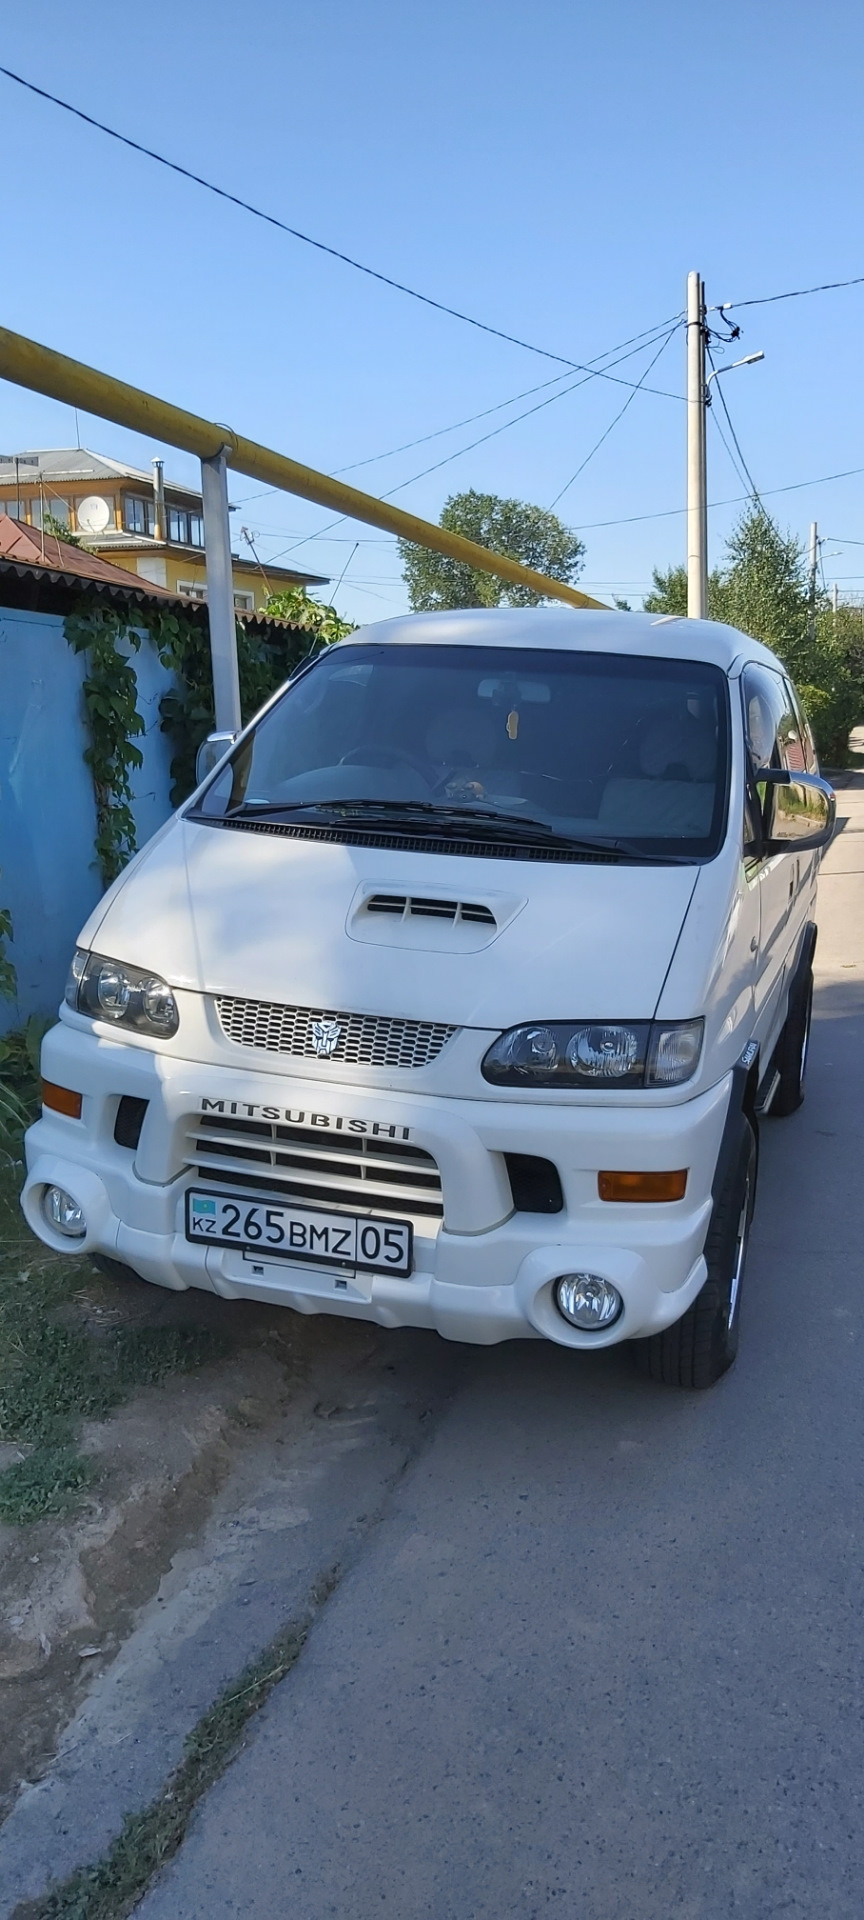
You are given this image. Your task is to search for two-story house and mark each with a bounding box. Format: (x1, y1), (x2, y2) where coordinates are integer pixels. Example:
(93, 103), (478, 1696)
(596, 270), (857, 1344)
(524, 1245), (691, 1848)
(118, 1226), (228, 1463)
(0, 449), (328, 612)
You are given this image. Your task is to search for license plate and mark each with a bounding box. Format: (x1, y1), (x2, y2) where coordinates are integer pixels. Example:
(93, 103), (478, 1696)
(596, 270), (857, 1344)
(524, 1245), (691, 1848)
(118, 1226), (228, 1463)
(185, 1188), (413, 1277)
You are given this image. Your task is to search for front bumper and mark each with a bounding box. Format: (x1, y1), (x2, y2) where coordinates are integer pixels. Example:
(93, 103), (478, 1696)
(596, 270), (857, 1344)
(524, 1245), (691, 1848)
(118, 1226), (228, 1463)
(22, 1023), (733, 1350)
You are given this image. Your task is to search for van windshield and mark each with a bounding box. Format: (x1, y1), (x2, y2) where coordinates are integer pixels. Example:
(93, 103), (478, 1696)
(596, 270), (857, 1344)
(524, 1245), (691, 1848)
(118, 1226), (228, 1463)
(193, 644), (730, 861)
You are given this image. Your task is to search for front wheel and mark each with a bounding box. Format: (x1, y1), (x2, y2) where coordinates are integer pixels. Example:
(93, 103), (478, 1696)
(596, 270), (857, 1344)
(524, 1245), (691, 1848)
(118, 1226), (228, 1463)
(633, 1118), (757, 1390)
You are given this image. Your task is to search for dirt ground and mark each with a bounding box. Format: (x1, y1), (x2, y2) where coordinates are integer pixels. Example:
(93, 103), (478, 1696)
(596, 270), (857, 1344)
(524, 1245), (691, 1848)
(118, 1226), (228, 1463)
(0, 1246), (395, 1816)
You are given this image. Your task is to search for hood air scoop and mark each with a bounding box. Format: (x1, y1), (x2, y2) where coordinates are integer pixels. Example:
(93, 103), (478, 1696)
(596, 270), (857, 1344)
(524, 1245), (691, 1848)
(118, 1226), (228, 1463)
(348, 885), (525, 953)
(366, 894), (496, 926)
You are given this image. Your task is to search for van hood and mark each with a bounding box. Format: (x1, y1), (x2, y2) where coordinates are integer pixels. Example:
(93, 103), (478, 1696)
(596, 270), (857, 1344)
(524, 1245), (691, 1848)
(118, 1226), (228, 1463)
(85, 819), (699, 1027)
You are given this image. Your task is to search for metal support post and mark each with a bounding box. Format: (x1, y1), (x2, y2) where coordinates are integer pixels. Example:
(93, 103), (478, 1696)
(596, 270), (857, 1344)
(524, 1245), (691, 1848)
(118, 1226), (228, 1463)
(200, 450), (242, 735)
(686, 270), (707, 618)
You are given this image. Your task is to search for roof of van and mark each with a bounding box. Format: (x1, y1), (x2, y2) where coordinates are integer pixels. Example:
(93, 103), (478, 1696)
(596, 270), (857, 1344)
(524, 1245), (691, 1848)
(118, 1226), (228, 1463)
(342, 607), (780, 674)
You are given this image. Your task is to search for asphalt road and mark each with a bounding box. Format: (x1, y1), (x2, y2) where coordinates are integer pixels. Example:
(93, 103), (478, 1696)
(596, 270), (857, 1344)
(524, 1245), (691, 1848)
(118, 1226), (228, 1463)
(137, 783), (864, 1920)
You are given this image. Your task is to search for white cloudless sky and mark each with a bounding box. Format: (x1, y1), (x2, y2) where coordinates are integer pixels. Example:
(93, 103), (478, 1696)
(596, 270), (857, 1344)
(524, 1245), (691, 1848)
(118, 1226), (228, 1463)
(1, 0), (863, 622)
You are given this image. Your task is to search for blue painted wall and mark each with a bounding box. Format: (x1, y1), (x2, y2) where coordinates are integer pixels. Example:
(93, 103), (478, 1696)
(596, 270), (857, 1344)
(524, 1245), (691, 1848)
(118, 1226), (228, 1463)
(0, 608), (176, 1033)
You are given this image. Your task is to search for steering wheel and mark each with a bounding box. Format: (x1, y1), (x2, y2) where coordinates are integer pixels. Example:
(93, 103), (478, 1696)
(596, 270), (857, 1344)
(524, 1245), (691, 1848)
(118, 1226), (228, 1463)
(339, 745), (433, 781)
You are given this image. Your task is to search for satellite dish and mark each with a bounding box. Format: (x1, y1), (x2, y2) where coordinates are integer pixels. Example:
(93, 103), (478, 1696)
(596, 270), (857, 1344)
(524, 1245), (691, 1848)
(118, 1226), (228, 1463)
(76, 494), (112, 534)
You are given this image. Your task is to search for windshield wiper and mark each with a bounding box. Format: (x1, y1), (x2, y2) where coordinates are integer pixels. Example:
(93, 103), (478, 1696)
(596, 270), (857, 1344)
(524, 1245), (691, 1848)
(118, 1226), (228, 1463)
(229, 796), (587, 841)
(217, 797), (696, 861)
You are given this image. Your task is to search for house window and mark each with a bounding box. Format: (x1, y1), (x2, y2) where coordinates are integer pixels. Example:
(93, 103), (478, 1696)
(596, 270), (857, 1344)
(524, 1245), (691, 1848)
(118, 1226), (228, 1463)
(0, 498), (24, 517)
(175, 582), (256, 613)
(168, 507), (205, 547)
(31, 497), (70, 529)
(124, 494), (155, 536)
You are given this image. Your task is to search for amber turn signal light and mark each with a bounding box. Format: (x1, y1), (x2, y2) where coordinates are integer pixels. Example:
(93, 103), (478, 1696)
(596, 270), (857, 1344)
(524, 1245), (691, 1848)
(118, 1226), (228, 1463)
(41, 1080), (83, 1119)
(598, 1169), (687, 1203)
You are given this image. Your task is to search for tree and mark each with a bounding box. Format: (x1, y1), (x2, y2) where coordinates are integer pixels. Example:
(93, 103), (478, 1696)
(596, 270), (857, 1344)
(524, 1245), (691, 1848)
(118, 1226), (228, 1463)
(262, 586), (354, 644)
(646, 506), (864, 762)
(643, 562), (724, 619)
(398, 489), (585, 611)
(719, 511), (808, 662)
(643, 564), (687, 617)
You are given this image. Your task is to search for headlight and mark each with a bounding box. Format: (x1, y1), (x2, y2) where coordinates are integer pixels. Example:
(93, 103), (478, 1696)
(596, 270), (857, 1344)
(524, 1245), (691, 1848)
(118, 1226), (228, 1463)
(65, 949), (180, 1038)
(481, 1018), (703, 1088)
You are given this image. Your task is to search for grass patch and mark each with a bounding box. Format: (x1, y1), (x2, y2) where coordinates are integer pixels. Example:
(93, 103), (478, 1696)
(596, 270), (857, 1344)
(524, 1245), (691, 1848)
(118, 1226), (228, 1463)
(15, 1567), (339, 1920)
(0, 1041), (231, 1523)
(0, 1206), (231, 1523)
(0, 1448), (96, 1525)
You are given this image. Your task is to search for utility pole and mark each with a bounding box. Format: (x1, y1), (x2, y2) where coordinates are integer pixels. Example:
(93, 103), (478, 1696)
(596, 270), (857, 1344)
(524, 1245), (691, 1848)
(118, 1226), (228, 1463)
(686, 270), (708, 618)
(808, 521), (818, 642)
(200, 449), (242, 736)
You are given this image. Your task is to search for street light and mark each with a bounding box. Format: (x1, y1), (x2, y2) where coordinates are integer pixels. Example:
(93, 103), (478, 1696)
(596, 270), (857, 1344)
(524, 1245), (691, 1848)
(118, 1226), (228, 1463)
(706, 351), (765, 391)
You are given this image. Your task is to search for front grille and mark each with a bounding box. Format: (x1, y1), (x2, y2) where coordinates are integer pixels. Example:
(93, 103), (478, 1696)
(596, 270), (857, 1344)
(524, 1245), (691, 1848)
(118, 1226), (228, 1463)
(215, 995), (455, 1071)
(189, 1114), (444, 1220)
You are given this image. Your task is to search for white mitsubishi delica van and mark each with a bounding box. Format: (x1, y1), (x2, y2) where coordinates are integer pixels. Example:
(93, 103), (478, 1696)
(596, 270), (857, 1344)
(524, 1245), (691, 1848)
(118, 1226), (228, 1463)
(22, 609), (835, 1388)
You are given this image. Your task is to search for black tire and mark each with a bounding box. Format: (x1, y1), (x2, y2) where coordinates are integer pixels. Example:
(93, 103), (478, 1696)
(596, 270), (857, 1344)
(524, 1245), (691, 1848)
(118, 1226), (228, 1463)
(769, 965), (813, 1117)
(633, 1118), (757, 1390)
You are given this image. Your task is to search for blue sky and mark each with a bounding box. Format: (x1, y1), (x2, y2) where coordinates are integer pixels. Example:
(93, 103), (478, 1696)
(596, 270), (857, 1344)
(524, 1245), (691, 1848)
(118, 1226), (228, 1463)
(2, 0), (863, 623)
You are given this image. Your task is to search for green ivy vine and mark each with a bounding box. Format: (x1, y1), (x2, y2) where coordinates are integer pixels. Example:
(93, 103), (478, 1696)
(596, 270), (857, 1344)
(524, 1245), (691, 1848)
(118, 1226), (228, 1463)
(64, 606), (147, 887)
(0, 883), (15, 1003)
(151, 606), (317, 805)
(60, 590), (344, 891)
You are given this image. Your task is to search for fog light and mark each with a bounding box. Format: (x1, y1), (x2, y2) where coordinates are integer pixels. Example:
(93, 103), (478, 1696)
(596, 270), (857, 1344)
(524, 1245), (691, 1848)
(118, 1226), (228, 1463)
(43, 1185), (86, 1238)
(554, 1272), (622, 1330)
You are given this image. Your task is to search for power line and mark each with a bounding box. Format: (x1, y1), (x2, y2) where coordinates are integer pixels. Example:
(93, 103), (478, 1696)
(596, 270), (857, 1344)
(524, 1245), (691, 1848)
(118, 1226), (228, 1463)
(708, 407), (752, 498)
(556, 462), (864, 533)
(258, 455), (864, 562)
(705, 347), (762, 503)
(337, 318), (681, 473)
(381, 330), (682, 498)
(0, 62), (684, 396)
(261, 326), (685, 562)
(720, 273), (864, 313)
(330, 540), (360, 601)
(548, 327), (679, 509)
(232, 315), (683, 508)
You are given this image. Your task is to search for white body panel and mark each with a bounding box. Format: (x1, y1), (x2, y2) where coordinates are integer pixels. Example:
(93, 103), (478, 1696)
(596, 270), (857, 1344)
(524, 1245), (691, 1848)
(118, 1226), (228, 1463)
(23, 609), (823, 1350)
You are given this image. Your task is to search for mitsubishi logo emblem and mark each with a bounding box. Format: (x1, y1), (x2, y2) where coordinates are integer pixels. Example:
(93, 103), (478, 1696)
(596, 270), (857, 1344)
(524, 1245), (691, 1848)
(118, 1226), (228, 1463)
(312, 1019), (343, 1058)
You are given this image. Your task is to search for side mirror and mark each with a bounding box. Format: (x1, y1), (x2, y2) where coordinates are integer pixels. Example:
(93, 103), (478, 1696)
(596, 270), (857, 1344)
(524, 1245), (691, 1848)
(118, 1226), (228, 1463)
(195, 731), (237, 787)
(755, 767), (836, 852)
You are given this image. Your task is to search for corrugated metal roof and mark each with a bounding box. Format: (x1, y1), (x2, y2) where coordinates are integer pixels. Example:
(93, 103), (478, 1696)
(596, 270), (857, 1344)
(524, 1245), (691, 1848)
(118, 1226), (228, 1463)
(0, 448), (156, 485)
(0, 517), (317, 637)
(0, 517), (177, 595)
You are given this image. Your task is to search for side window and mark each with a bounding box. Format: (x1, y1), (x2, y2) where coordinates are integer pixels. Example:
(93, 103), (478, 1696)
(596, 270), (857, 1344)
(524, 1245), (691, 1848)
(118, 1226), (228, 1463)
(784, 676), (819, 774)
(774, 676), (807, 773)
(741, 664), (786, 773)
